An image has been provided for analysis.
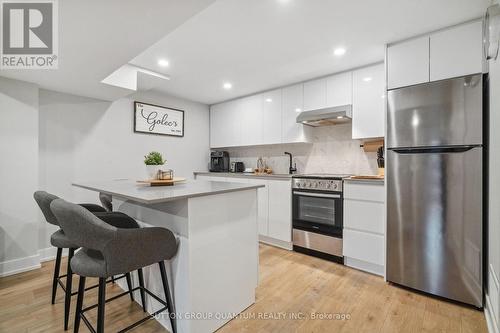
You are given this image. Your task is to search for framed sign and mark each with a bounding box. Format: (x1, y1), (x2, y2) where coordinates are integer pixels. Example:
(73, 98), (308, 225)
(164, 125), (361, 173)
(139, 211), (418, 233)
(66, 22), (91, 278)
(134, 101), (184, 137)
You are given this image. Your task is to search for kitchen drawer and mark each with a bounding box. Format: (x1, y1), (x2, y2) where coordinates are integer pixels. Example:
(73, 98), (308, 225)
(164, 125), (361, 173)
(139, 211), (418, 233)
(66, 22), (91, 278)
(344, 199), (384, 234)
(343, 182), (384, 202)
(343, 229), (384, 265)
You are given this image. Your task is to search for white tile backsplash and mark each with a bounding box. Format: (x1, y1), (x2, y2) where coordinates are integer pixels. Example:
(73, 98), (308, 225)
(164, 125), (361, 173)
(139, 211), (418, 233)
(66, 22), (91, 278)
(224, 124), (379, 175)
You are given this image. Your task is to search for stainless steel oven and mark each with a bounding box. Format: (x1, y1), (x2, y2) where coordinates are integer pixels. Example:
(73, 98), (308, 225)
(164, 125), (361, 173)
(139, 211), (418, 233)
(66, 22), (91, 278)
(292, 175), (349, 263)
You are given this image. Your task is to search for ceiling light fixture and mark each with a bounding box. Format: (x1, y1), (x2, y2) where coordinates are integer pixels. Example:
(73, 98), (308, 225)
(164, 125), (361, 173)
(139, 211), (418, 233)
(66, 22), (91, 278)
(265, 98), (273, 102)
(158, 59), (169, 67)
(295, 108), (302, 112)
(333, 47), (346, 56)
(363, 77), (372, 82)
(223, 82), (232, 90)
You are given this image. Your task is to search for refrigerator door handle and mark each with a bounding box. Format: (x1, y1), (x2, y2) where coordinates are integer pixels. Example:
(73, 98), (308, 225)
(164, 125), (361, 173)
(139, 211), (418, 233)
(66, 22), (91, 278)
(390, 145), (479, 154)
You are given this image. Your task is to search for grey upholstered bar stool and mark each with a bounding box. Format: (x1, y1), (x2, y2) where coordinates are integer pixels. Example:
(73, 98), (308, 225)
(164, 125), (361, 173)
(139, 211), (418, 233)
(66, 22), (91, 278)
(33, 191), (137, 331)
(51, 198), (178, 333)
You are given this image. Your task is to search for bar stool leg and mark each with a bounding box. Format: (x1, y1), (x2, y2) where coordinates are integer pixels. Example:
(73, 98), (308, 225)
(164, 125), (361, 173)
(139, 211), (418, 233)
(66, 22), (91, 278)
(74, 276), (86, 333)
(159, 261), (176, 333)
(51, 247), (62, 304)
(64, 248), (75, 330)
(137, 268), (147, 312)
(97, 277), (106, 333)
(125, 272), (134, 301)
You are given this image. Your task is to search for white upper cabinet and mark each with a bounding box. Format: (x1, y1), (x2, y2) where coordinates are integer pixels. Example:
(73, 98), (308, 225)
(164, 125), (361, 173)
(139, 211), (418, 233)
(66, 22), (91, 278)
(430, 20), (483, 81)
(282, 83), (309, 143)
(387, 36), (430, 89)
(352, 64), (385, 139)
(326, 71), (352, 106)
(210, 101), (240, 148)
(240, 94), (263, 146)
(303, 78), (327, 111)
(262, 89), (282, 145)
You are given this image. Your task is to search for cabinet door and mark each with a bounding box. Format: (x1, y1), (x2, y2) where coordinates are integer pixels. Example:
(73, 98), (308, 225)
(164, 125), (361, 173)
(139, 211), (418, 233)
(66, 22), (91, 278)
(387, 36), (430, 89)
(282, 83), (309, 143)
(343, 229), (384, 265)
(352, 64), (385, 139)
(247, 178), (269, 236)
(303, 78), (327, 111)
(326, 71), (352, 107)
(210, 103), (228, 148)
(262, 89), (282, 144)
(430, 20), (483, 81)
(267, 180), (292, 242)
(240, 94), (263, 146)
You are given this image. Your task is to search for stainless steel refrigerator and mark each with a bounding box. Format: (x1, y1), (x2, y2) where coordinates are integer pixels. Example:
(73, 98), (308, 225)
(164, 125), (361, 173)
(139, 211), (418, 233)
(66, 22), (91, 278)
(386, 74), (484, 307)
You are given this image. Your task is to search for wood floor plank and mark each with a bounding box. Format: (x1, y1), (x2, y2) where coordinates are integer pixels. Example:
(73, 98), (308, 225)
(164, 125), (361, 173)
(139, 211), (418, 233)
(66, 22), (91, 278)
(0, 244), (488, 333)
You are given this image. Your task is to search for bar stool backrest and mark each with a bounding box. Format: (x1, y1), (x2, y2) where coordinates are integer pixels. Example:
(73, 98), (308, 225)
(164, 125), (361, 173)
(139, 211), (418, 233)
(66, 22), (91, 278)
(34, 191), (60, 226)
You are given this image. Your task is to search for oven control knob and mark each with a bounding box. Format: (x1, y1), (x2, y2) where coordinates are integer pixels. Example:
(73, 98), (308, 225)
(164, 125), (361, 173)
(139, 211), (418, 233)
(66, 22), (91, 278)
(332, 183), (338, 190)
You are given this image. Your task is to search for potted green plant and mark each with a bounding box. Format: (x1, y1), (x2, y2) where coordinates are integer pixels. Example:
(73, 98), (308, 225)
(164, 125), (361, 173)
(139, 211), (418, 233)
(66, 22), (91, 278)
(144, 151), (166, 179)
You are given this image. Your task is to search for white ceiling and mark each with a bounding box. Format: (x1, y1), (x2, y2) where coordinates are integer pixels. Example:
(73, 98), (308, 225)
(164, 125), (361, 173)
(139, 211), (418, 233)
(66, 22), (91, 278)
(0, 0), (215, 101)
(130, 0), (490, 105)
(0, 0), (491, 103)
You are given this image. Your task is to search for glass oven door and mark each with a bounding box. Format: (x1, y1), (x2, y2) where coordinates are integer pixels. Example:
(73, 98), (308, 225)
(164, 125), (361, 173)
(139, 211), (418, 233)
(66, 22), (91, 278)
(292, 190), (343, 237)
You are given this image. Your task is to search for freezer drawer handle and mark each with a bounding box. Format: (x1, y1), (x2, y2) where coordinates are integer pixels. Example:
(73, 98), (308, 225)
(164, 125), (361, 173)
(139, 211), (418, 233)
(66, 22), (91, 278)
(391, 145), (478, 154)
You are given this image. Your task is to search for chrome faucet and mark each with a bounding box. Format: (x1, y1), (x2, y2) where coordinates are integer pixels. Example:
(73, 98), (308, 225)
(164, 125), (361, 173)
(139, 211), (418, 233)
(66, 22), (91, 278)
(284, 152), (297, 175)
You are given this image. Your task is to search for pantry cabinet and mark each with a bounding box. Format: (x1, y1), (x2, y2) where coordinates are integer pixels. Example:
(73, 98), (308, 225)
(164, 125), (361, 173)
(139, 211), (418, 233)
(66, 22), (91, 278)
(352, 63), (385, 139)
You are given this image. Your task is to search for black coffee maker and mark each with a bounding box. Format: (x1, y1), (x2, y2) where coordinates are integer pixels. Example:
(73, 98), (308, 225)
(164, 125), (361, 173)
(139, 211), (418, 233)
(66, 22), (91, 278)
(210, 151), (229, 172)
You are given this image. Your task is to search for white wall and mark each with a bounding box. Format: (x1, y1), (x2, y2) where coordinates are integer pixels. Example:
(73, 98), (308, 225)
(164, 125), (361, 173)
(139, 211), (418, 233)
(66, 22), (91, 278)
(486, 2), (500, 331)
(0, 77), (40, 275)
(38, 89), (210, 251)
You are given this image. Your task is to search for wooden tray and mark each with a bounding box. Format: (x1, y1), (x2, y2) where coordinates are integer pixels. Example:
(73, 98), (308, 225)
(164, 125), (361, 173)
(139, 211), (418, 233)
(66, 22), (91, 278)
(350, 175), (384, 180)
(137, 177), (187, 186)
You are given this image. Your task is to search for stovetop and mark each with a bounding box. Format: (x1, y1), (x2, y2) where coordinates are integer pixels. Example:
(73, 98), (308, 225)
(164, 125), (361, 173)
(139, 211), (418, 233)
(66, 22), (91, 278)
(293, 173), (352, 180)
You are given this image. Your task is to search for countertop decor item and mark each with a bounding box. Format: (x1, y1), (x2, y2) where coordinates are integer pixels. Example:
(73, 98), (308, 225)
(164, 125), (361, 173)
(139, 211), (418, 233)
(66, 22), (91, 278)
(137, 177), (186, 187)
(144, 151), (166, 180)
(377, 145), (385, 176)
(134, 101), (184, 137)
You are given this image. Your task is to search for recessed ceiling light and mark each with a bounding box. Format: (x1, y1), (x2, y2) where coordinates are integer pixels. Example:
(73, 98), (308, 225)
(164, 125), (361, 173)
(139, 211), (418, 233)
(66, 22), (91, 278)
(337, 116), (344, 119)
(223, 82), (232, 90)
(363, 77), (372, 82)
(333, 47), (346, 56)
(265, 98), (273, 102)
(295, 108), (302, 112)
(158, 59), (169, 67)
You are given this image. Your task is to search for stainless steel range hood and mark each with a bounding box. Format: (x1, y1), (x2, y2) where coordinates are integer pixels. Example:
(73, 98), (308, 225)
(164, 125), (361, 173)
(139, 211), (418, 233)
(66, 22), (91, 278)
(296, 104), (352, 127)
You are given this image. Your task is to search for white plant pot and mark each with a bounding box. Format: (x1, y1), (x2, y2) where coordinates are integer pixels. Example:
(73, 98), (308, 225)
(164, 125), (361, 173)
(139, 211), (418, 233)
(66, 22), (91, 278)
(146, 164), (164, 180)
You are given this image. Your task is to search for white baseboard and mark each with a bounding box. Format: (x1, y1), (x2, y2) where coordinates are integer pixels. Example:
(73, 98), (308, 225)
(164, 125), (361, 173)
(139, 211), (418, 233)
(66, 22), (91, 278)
(486, 292), (500, 333)
(259, 235), (293, 250)
(38, 247), (68, 262)
(0, 254), (41, 277)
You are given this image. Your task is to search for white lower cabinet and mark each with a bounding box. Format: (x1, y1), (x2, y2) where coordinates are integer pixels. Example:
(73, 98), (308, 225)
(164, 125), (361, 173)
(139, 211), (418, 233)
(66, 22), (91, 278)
(195, 174), (292, 249)
(343, 181), (385, 276)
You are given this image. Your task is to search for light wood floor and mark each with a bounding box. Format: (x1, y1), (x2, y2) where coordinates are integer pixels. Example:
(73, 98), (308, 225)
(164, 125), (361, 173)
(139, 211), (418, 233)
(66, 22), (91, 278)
(0, 244), (488, 333)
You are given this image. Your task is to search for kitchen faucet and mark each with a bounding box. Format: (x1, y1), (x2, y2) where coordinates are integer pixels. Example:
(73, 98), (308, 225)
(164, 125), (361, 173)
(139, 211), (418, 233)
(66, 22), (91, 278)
(284, 152), (297, 175)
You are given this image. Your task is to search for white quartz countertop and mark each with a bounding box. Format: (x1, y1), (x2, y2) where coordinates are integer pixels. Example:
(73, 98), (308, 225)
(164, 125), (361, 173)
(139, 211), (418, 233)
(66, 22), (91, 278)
(194, 171), (293, 180)
(72, 179), (264, 204)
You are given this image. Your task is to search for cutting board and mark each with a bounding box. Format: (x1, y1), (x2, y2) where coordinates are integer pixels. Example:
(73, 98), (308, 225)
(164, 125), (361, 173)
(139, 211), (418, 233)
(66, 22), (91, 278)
(137, 177), (187, 186)
(350, 175), (384, 180)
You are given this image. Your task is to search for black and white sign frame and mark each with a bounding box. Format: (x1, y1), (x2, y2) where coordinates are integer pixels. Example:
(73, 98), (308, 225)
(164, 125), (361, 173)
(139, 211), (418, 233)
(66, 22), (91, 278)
(134, 101), (185, 137)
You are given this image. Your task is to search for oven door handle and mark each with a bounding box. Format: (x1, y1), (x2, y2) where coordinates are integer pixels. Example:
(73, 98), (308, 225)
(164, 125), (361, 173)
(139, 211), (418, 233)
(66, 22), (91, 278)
(293, 191), (341, 199)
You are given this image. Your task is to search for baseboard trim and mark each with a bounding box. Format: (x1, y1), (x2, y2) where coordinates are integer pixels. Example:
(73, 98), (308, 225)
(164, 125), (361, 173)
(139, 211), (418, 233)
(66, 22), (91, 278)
(0, 254), (41, 277)
(259, 235), (292, 250)
(38, 247), (68, 263)
(486, 292), (499, 333)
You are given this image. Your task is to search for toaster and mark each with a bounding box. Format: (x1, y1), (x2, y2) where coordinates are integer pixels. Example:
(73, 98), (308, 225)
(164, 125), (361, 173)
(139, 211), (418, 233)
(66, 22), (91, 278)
(230, 161), (245, 173)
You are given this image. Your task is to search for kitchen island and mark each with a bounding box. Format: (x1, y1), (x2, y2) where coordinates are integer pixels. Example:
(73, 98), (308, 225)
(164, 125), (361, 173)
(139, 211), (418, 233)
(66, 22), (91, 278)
(72, 179), (263, 333)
